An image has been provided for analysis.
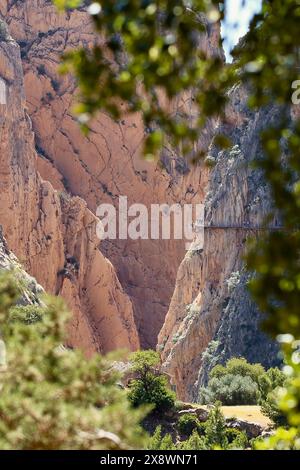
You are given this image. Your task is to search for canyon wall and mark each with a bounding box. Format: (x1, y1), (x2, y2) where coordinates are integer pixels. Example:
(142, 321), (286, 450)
(0, 1), (280, 403)
(0, 0), (220, 348)
(158, 84), (280, 401)
(0, 29), (139, 355)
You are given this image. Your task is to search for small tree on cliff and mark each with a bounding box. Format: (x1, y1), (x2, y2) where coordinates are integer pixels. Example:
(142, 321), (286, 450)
(128, 350), (175, 412)
(0, 272), (147, 450)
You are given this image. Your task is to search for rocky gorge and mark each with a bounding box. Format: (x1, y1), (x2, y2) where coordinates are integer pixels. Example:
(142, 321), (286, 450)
(0, 1), (280, 402)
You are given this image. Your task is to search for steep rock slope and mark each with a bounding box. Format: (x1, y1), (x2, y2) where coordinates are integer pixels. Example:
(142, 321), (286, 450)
(0, 227), (44, 307)
(0, 228), (43, 369)
(0, 30), (139, 354)
(0, 0), (221, 347)
(158, 84), (280, 401)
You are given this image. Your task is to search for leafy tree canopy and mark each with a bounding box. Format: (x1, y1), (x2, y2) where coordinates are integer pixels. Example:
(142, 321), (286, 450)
(128, 350), (176, 412)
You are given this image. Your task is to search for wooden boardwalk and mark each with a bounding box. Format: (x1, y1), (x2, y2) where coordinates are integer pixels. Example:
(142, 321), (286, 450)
(201, 224), (284, 231)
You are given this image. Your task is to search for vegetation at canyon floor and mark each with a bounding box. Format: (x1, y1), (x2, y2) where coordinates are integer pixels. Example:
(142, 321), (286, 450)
(199, 357), (285, 407)
(0, 272), (292, 450)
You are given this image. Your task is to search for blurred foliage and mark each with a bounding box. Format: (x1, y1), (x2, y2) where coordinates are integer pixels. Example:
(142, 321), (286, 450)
(128, 350), (176, 412)
(260, 367), (288, 427)
(260, 389), (288, 428)
(256, 336), (300, 449)
(234, 0), (300, 448)
(237, 1), (300, 340)
(0, 272), (147, 450)
(8, 304), (45, 325)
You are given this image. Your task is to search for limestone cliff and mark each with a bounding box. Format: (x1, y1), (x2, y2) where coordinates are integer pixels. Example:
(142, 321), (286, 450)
(0, 30), (139, 355)
(0, 0), (221, 348)
(158, 84), (280, 401)
(0, 1), (278, 403)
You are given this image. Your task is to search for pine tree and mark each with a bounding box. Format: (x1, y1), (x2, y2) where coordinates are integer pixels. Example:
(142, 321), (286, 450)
(204, 402), (228, 449)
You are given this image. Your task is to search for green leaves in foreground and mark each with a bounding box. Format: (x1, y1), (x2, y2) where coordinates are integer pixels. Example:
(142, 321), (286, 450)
(0, 272), (146, 450)
(256, 336), (300, 450)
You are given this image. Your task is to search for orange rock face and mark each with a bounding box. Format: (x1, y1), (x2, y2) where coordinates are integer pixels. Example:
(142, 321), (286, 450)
(158, 85), (281, 401)
(1, 1), (220, 348)
(0, 34), (139, 355)
(0, 4), (280, 403)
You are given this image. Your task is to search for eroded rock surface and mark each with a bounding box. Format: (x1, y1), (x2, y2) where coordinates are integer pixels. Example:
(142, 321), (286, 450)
(0, 32), (139, 355)
(0, 2), (278, 403)
(0, 0), (220, 348)
(158, 85), (280, 400)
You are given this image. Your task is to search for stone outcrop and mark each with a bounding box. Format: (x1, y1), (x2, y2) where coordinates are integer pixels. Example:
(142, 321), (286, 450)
(225, 418), (268, 440)
(0, 31), (139, 355)
(0, 0), (221, 348)
(158, 84), (280, 401)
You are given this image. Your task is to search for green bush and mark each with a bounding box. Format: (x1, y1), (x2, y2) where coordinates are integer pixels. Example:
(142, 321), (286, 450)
(9, 304), (45, 325)
(257, 368), (285, 401)
(200, 374), (260, 405)
(210, 358), (265, 384)
(128, 350), (175, 412)
(265, 367), (286, 390)
(226, 428), (248, 449)
(200, 357), (284, 405)
(204, 402), (228, 449)
(128, 375), (175, 412)
(261, 390), (288, 428)
(198, 386), (214, 405)
(179, 430), (207, 450)
(178, 414), (201, 437)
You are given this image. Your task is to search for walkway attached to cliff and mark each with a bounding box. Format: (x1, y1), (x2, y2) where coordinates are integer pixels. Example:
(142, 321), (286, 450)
(202, 224), (285, 231)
